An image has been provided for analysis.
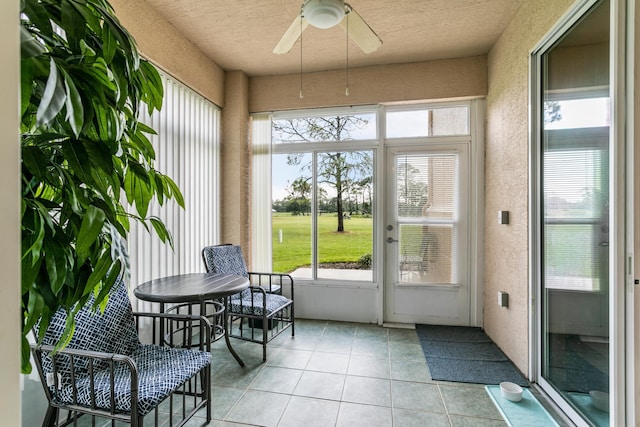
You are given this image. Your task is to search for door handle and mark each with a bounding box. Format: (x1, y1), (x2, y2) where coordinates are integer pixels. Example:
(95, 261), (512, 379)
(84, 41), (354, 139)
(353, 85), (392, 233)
(386, 237), (398, 243)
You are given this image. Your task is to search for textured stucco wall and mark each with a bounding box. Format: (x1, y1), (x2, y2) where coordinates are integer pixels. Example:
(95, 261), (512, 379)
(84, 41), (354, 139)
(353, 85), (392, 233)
(110, 0), (225, 107)
(221, 71), (251, 251)
(1, 0), (21, 424)
(249, 56), (487, 112)
(484, 0), (574, 374)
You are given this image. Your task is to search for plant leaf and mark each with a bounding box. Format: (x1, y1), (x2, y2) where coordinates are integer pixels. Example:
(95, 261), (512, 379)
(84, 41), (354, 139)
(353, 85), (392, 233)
(44, 239), (69, 296)
(21, 206), (45, 266)
(85, 249), (113, 291)
(94, 260), (121, 311)
(139, 61), (164, 111)
(101, 21), (117, 63)
(36, 58), (67, 127)
(128, 128), (156, 159)
(21, 251), (41, 295)
(20, 27), (45, 59)
(68, 0), (102, 35)
(21, 146), (48, 181)
(21, 336), (32, 374)
(24, 290), (45, 333)
(20, 58), (35, 118)
(61, 70), (85, 138)
(149, 217), (174, 248)
(61, 0), (86, 48)
(76, 205), (106, 263)
(124, 165), (152, 218)
(22, 0), (54, 40)
(56, 316), (76, 352)
(164, 175), (185, 208)
(61, 139), (91, 183)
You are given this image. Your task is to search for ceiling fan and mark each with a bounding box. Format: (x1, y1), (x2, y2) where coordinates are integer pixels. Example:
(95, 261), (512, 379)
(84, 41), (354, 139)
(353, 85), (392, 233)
(273, 0), (383, 55)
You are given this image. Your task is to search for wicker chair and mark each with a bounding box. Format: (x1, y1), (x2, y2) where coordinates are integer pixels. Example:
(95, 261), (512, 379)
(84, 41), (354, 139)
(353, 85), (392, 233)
(201, 244), (294, 361)
(30, 276), (211, 427)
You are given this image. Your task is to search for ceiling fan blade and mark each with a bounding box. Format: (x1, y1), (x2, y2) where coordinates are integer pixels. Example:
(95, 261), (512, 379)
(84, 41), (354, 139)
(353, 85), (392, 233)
(273, 15), (310, 55)
(339, 4), (382, 54)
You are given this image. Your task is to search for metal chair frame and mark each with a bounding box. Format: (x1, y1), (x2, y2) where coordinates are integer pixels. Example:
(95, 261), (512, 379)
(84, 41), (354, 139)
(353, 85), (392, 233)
(202, 244), (295, 361)
(31, 309), (212, 427)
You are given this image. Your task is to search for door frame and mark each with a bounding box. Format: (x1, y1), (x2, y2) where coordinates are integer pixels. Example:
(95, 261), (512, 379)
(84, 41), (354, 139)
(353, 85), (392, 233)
(378, 99), (485, 328)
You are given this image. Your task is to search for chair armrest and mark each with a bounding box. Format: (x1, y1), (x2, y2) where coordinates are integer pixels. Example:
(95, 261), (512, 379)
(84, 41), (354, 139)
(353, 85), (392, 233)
(245, 285), (268, 310)
(132, 312), (212, 351)
(31, 344), (136, 364)
(30, 343), (139, 417)
(247, 272), (294, 296)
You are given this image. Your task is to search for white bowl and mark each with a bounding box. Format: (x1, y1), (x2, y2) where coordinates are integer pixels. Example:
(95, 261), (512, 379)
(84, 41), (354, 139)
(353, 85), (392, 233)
(589, 390), (609, 412)
(500, 382), (523, 402)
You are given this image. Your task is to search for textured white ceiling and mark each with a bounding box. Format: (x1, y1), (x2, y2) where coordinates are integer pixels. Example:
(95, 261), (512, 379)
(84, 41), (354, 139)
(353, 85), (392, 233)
(143, 0), (526, 77)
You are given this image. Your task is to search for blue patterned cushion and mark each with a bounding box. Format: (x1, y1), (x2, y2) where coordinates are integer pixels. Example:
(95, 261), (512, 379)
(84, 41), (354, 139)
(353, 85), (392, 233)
(202, 245), (251, 298)
(52, 344), (211, 416)
(202, 245), (248, 277)
(39, 277), (139, 377)
(228, 292), (291, 316)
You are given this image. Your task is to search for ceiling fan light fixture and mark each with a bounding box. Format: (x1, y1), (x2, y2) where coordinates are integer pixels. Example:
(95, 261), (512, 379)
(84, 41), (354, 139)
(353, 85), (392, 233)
(303, 0), (345, 29)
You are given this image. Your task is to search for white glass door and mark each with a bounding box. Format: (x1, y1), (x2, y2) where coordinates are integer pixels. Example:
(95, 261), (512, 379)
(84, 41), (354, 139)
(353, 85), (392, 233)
(384, 145), (469, 325)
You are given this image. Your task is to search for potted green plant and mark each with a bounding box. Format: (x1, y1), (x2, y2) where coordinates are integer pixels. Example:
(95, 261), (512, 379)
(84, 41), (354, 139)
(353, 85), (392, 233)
(20, 0), (183, 373)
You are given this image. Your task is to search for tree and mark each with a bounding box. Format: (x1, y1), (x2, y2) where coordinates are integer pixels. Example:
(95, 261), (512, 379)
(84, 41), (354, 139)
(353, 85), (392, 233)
(352, 176), (372, 214)
(397, 161), (428, 216)
(20, 0), (183, 372)
(285, 177), (311, 215)
(273, 116), (373, 232)
(272, 199), (287, 212)
(544, 100), (562, 124)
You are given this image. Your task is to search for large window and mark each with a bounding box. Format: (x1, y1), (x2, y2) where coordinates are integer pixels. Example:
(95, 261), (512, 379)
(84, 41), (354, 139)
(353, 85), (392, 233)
(385, 105), (469, 138)
(253, 102), (476, 292)
(270, 109), (377, 282)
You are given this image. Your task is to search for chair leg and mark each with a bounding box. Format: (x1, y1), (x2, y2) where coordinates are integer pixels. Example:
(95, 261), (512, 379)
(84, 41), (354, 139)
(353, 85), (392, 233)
(291, 306), (295, 337)
(263, 315), (268, 362)
(42, 406), (58, 427)
(205, 365), (212, 422)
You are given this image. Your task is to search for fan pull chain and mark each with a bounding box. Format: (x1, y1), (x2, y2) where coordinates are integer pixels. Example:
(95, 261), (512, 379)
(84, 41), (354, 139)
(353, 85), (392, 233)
(345, 12), (350, 96)
(299, 15), (304, 99)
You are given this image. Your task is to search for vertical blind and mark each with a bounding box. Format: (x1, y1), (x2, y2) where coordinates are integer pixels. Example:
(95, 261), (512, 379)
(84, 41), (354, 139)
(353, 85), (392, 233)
(251, 114), (273, 271)
(128, 72), (220, 308)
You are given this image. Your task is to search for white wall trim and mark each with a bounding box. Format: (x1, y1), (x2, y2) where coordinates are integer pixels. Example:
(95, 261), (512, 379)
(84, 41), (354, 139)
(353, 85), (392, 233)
(470, 99), (485, 327)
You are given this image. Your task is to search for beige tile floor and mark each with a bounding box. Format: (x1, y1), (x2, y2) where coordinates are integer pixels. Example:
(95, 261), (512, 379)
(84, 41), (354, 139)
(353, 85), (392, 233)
(22, 319), (569, 427)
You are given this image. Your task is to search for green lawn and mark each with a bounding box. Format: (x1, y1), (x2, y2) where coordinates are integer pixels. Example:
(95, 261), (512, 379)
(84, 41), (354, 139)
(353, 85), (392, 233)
(271, 213), (373, 273)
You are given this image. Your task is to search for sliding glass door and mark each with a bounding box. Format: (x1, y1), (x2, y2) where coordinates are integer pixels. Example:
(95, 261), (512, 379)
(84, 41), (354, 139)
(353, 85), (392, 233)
(532, 0), (628, 425)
